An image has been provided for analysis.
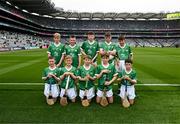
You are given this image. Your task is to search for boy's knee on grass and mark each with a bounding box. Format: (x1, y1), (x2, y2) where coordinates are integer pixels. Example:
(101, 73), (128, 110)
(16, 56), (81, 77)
(108, 97), (113, 103)
(96, 96), (101, 103)
(71, 98), (76, 103)
(129, 99), (134, 105)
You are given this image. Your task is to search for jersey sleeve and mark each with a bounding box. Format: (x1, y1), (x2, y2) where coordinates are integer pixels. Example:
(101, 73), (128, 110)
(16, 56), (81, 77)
(74, 68), (79, 76)
(47, 44), (52, 54)
(77, 45), (81, 56)
(62, 44), (66, 55)
(76, 68), (81, 77)
(118, 72), (123, 78)
(56, 68), (61, 77)
(81, 41), (85, 51)
(59, 68), (63, 78)
(132, 71), (137, 80)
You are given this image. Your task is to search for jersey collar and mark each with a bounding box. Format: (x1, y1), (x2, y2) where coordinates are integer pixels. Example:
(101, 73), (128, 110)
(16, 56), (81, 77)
(65, 65), (72, 71)
(119, 43), (126, 49)
(69, 44), (76, 48)
(102, 63), (109, 68)
(54, 42), (61, 47)
(105, 41), (112, 45)
(125, 68), (132, 74)
(88, 40), (95, 45)
(49, 66), (56, 70)
(83, 64), (91, 70)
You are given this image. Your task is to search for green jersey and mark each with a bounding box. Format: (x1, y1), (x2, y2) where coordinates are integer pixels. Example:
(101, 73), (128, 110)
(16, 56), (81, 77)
(60, 66), (77, 89)
(64, 44), (81, 67)
(118, 69), (137, 86)
(42, 67), (60, 84)
(48, 42), (65, 65)
(100, 41), (115, 63)
(115, 44), (132, 60)
(95, 63), (118, 91)
(81, 40), (99, 62)
(77, 65), (95, 90)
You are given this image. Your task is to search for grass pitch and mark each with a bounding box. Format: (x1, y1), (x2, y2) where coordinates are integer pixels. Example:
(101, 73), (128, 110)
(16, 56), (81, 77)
(0, 47), (180, 123)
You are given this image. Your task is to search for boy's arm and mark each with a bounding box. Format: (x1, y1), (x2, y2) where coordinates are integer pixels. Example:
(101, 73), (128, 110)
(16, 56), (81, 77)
(42, 77), (48, 80)
(87, 74), (96, 81)
(57, 53), (65, 67)
(80, 42), (87, 56)
(80, 48), (87, 56)
(42, 69), (48, 80)
(69, 72), (77, 80)
(106, 75), (117, 85)
(51, 74), (60, 82)
(57, 45), (65, 67)
(129, 46), (133, 60)
(47, 45), (51, 58)
(124, 75), (137, 85)
(95, 70), (109, 79)
(60, 72), (69, 80)
(92, 52), (98, 62)
(78, 76), (87, 81)
(78, 54), (81, 68)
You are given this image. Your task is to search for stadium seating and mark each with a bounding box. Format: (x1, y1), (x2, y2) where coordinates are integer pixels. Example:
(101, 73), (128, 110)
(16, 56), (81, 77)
(0, 0), (180, 49)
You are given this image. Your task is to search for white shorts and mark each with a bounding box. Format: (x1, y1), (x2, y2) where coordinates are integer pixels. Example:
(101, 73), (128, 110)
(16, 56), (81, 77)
(115, 60), (125, 72)
(96, 89), (113, 98)
(60, 87), (77, 100)
(79, 87), (95, 100)
(44, 83), (59, 98)
(119, 85), (136, 100)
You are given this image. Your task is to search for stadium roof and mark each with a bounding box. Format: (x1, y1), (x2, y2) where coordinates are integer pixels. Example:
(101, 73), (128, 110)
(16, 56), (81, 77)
(4, 0), (179, 20)
(5, 0), (61, 15)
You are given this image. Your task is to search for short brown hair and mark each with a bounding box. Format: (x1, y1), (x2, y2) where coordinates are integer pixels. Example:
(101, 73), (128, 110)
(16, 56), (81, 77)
(83, 55), (92, 59)
(125, 59), (133, 64)
(65, 55), (72, 60)
(48, 56), (55, 60)
(105, 32), (111, 37)
(118, 35), (125, 41)
(87, 31), (95, 35)
(101, 52), (109, 58)
(69, 35), (76, 39)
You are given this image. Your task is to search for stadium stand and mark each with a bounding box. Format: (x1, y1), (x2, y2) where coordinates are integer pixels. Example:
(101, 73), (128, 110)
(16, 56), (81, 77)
(0, 30), (50, 51)
(0, 0), (180, 50)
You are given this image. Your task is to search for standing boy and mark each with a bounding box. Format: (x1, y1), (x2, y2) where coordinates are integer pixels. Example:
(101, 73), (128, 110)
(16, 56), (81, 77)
(47, 33), (65, 67)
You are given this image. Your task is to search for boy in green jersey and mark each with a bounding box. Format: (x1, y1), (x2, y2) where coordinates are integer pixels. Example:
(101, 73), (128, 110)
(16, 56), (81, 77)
(47, 33), (65, 67)
(114, 35), (133, 72)
(95, 53), (118, 104)
(117, 59), (137, 106)
(99, 32), (116, 64)
(59, 55), (77, 103)
(42, 57), (60, 105)
(81, 31), (99, 64)
(77, 55), (96, 102)
(64, 35), (81, 68)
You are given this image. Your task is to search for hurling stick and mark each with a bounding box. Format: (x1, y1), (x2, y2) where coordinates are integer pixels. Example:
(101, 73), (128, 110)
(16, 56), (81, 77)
(60, 75), (70, 106)
(82, 78), (90, 107)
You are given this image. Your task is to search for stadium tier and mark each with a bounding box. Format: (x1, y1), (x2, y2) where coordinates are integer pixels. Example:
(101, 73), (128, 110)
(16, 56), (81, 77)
(0, 0), (180, 50)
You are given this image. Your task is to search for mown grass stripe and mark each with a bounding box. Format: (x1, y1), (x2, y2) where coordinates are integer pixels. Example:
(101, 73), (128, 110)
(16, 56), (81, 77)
(0, 58), (45, 75)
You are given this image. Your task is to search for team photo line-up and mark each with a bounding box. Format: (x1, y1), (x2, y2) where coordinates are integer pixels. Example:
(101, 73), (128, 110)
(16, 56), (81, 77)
(42, 31), (137, 108)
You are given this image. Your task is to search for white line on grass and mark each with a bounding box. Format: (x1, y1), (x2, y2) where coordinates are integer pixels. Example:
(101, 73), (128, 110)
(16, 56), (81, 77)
(0, 83), (180, 86)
